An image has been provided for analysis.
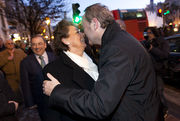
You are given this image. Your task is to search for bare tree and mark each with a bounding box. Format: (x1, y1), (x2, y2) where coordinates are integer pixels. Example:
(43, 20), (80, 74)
(4, 0), (67, 36)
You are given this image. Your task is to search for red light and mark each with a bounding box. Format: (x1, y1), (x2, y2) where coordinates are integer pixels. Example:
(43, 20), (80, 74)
(158, 9), (162, 13)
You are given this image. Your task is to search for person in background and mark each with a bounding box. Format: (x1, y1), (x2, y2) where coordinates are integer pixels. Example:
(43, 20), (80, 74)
(0, 69), (19, 121)
(20, 34), (56, 121)
(45, 42), (53, 53)
(20, 41), (28, 54)
(115, 19), (126, 31)
(14, 40), (21, 49)
(0, 39), (26, 103)
(0, 37), (5, 52)
(142, 26), (169, 120)
(42, 19), (99, 121)
(43, 3), (161, 121)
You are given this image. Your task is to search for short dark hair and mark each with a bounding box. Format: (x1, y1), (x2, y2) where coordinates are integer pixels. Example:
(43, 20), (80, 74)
(52, 19), (73, 55)
(31, 34), (46, 43)
(84, 3), (114, 28)
(144, 27), (160, 38)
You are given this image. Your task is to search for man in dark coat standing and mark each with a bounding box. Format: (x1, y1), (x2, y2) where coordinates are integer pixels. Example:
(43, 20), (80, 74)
(43, 3), (161, 121)
(20, 35), (56, 121)
(0, 70), (19, 121)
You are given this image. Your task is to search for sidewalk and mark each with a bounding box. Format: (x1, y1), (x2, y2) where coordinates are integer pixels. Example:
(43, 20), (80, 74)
(164, 86), (180, 107)
(166, 115), (180, 121)
(164, 86), (180, 121)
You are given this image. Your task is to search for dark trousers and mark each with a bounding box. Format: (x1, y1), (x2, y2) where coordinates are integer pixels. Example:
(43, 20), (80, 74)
(157, 75), (168, 121)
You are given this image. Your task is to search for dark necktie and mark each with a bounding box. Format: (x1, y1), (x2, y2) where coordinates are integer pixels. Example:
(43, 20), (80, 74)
(39, 56), (46, 68)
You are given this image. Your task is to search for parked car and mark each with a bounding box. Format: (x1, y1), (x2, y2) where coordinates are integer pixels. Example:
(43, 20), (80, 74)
(164, 34), (180, 82)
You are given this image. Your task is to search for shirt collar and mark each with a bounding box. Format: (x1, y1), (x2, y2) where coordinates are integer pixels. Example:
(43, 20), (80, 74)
(64, 51), (91, 69)
(35, 51), (47, 58)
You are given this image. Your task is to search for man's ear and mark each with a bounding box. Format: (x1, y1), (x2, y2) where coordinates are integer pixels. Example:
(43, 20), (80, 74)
(91, 18), (100, 30)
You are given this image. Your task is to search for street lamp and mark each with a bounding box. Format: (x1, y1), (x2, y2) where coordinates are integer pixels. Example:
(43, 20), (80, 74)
(45, 17), (51, 41)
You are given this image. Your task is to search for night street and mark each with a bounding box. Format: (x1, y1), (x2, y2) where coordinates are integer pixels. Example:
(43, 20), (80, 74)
(1, 0), (180, 121)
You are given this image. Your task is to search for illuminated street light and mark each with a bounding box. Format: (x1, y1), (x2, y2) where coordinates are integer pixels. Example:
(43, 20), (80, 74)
(51, 36), (54, 40)
(12, 33), (21, 42)
(169, 23), (172, 25)
(45, 17), (51, 25)
(45, 17), (52, 41)
(43, 29), (46, 33)
(174, 28), (178, 32)
(44, 35), (48, 39)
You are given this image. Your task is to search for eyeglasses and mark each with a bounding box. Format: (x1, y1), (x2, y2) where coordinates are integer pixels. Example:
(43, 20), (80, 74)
(147, 31), (153, 34)
(31, 42), (45, 47)
(7, 43), (14, 45)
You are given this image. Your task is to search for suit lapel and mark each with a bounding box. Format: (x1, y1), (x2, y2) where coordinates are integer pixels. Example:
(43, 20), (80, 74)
(61, 52), (95, 90)
(31, 54), (42, 69)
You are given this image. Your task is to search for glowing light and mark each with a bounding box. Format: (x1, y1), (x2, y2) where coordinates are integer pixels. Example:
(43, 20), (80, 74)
(158, 9), (162, 14)
(45, 17), (51, 25)
(73, 16), (82, 24)
(44, 35), (48, 39)
(174, 28), (178, 32)
(169, 23), (172, 25)
(51, 36), (54, 39)
(43, 29), (46, 33)
(12, 33), (21, 42)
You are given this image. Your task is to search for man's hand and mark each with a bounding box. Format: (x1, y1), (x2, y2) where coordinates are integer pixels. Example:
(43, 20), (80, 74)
(43, 73), (60, 96)
(7, 49), (14, 60)
(148, 44), (153, 51)
(8, 101), (19, 111)
(29, 105), (37, 110)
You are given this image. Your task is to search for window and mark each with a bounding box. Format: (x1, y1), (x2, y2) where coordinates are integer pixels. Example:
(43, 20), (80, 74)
(121, 11), (146, 20)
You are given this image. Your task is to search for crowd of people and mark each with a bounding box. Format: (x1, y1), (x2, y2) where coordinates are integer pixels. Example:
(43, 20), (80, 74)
(0, 3), (170, 121)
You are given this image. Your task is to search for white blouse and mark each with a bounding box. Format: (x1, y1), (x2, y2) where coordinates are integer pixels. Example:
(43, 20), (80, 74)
(64, 51), (99, 81)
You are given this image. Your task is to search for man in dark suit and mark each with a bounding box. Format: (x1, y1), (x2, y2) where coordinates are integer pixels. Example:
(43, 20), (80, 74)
(43, 3), (161, 121)
(20, 35), (56, 121)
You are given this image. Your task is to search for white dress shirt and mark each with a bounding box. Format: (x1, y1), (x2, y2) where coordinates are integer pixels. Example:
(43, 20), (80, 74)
(35, 51), (49, 65)
(64, 51), (99, 81)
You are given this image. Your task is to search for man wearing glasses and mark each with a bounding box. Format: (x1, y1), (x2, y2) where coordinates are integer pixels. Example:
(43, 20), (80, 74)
(0, 39), (27, 103)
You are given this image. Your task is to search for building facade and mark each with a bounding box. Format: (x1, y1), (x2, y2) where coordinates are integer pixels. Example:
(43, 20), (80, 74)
(0, 0), (9, 41)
